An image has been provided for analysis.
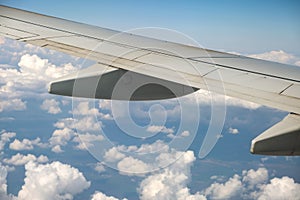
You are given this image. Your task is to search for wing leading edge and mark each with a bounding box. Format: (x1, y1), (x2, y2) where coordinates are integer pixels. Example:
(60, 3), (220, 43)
(1, 5), (299, 156)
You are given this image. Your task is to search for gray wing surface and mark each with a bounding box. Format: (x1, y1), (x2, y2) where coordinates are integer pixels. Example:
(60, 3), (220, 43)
(1, 5), (299, 156)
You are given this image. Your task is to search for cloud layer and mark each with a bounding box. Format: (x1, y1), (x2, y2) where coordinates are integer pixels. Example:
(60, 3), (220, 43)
(18, 161), (90, 200)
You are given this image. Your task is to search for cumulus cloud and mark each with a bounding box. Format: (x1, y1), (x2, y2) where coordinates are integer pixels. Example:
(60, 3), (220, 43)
(17, 161), (90, 200)
(51, 145), (63, 153)
(18, 54), (77, 85)
(0, 54), (77, 97)
(91, 191), (127, 200)
(72, 116), (103, 132)
(103, 141), (196, 179)
(0, 53), (78, 114)
(190, 90), (261, 110)
(73, 101), (113, 120)
(73, 132), (104, 150)
(130, 145), (300, 200)
(55, 102), (110, 132)
(228, 127), (239, 134)
(104, 147), (126, 163)
(138, 150), (206, 200)
(117, 157), (151, 176)
(180, 130), (190, 137)
(3, 153), (48, 166)
(104, 141), (173, 174)
(242, 168), (268, 189)
(49, 119), (103, 152)
(0, 163), (11, 200)
(94, 162), (106, 173)
(0, 130), (16, 151)
(203, 167), (300, 200)
(98, 100), (112, 110)
(48, 101), (109, 152)
(104, 140), (170, 165)
(252, 176), (300, 200)
(146, 125), (174, 135)
(49, 128), (75, 152)
(204, 174), (243, 199)
(103, 142), (204, 199)
(167, 130), (190, 139)
(40, 99), (62, 114)
(45, 100), (114, 152)
(249, 50), (300, 66)
(0, 99), (26, 112)
(9, 138), (43, 151)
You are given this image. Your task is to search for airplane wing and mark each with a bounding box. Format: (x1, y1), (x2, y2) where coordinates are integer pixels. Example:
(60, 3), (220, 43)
(1, 5), (299, 156)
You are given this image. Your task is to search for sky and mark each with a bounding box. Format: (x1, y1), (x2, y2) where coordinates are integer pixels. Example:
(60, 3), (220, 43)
(0, 1), (300, 200)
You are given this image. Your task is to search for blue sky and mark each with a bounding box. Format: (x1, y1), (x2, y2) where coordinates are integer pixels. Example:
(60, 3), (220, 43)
(0, 1), (300, 200)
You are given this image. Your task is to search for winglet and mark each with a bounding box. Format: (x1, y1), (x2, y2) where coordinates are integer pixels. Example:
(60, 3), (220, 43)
(250, 113), (300, 156)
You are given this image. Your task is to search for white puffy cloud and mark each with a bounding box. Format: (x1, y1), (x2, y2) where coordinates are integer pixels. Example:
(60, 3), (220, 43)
(17, 161), (90, 200)
(0, 54), (77, 98)
(190, 90), (261, 110)
(48, 128), (75, 153)
(48, 101), (108, 152)
(94, 162), (106, 173)
(253, 176), (300, 200)
(98, 100), (112, 110)
(202, 167), (300, 200)
(49, 128), (75, 148)
(71, 116), (102, 132)
(146, 125), (174, 135)
(228, 127), (239, 134)
(128, 101), (181, 121)
(138, 150), (206, 200)
(242, 168), (268, 189)
(73, 133), (104, 150)
(249, 50), (300, 66)
(210, 175), (226, 182)
(180, 130), (190, 137)
(73, 101), (113, 120)
(0, 130), (16, 151)
(104, 140), (176, 176)
(17, 54), (77, 85)
(104, 140), (169, 164)
(104, 147), (126, 163)
(40, 99), (61, 114)
(54, 101), (109, 132)
(204, 174), (243, 199)
(167, 130), (190, 139)
(3, 153), (48, 166)
(0, 163), (17, 200)
(0, 99), (26, 112)
(49, 116), (104, 152)
(51, 145), (63, 153)
(0, 52), (78, 114)
(117, 157), (151, 176)
(9, 138), (43, 151)
(91, 191), (126, 200)
(73, 101), (102, 116)
(133, 140), (169, 154)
